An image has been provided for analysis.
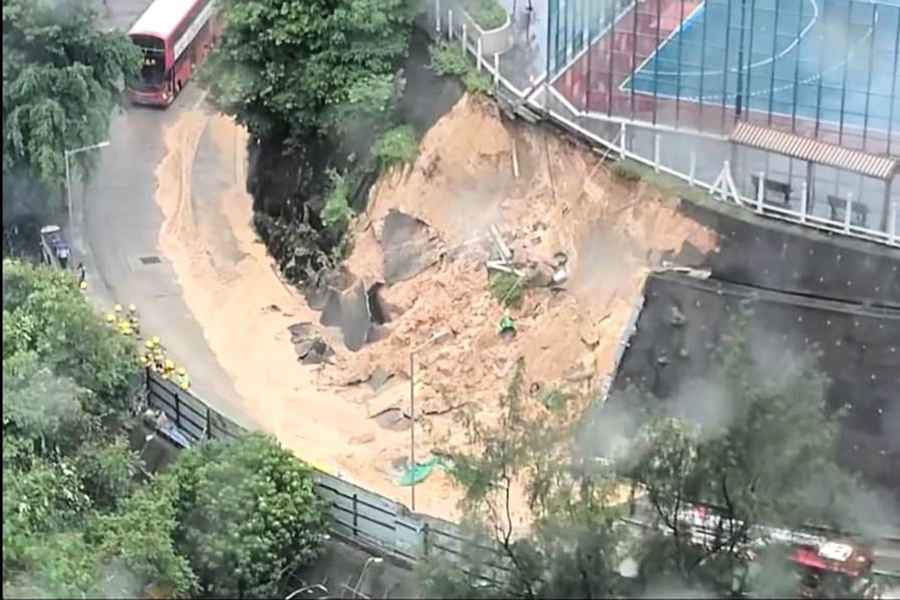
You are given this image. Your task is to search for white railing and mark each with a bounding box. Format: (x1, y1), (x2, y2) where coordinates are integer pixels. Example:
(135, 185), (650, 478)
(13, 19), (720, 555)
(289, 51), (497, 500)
(426, 1), (900, 249)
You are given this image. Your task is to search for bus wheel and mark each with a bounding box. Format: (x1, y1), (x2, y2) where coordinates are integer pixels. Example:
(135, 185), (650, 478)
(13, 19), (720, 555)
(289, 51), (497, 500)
(176, 81), (182, 94)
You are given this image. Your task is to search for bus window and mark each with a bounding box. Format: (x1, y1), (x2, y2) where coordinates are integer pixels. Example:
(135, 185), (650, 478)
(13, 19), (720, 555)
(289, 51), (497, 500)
(131, 35), (166, 89)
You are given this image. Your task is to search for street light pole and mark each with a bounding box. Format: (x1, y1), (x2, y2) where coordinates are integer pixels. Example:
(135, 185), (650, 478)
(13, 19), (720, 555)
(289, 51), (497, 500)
(64, 141), (110, 248)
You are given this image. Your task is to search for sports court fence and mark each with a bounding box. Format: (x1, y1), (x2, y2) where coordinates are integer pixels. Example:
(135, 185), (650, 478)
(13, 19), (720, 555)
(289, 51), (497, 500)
(420, 0), (900, 248)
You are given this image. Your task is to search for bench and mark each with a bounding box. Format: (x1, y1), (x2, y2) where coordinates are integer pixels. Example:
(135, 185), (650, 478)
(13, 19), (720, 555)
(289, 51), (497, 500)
(827, 195), (868, 227)
(750, 174), (792, 207)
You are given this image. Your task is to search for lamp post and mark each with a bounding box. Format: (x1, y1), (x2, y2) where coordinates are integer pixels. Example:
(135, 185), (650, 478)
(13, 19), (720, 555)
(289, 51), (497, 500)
(409, 330), (451, 512)
(64, 141), (110, 248)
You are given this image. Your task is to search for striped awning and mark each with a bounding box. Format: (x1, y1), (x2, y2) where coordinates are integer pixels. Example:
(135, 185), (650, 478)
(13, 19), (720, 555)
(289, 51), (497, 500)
(730, 122), (898, 181)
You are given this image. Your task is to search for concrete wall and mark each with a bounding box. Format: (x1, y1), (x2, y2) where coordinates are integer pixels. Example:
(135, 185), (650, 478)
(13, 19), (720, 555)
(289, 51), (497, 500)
(462, 9), (513, 56)
(676, 199), (900, 308)
(611, 272), (900, 495)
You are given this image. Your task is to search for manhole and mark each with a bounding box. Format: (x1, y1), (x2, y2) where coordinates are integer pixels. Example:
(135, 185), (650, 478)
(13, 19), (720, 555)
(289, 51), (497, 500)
(139, 256), (161, 265)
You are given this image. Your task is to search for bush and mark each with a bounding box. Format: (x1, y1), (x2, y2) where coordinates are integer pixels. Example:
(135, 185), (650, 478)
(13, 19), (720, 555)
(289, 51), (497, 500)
(430, 42), (494, 96)
(168, 433), (330, 599)
(373, 125), (418, 168)
(465, 0), (508, 30)
(429, 41), (469, 77)
(463, 70), (494, 95)
(320, 169), (353, 229)
(489, 272), (524, 308)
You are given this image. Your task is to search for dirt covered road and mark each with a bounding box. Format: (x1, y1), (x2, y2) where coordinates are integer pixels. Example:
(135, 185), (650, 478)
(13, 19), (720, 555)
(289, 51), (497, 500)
(154, 96), (716, 520)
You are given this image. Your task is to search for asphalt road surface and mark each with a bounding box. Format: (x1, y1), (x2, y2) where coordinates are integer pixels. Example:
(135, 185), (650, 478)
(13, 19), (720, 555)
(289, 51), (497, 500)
(74, 0), (252, 428)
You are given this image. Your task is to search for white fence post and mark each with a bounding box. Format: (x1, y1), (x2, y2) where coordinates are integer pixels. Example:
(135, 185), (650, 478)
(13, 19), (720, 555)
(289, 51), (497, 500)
(800, 181), (808, 223)
(891, 202), (897, 244)
(689, 148), (697, 186)
(757, 171), (765, 213)
(845, 193), (853, 231)
(653, 134), (661, 174)
(477, 38), (483, 71)
(620, 123), (627, 159)
(448, 10), (454, 40)
(461, 23), (467, 53)
(493, 53), (500, 85)
(435, 0), (441, 34)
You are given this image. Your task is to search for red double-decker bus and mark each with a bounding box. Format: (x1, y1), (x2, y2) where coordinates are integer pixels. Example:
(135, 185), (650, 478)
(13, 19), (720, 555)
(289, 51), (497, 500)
(127, 0), (221, 107)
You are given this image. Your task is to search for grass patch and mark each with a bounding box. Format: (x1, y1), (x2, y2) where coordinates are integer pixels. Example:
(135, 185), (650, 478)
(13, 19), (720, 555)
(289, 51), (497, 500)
(320, 169), (353, 229)
(489, 272), (524, 308)
(429, 41), (494, 96)
(430, 41), (469, 77)
(610, 158), (709, 204)
(373, 125), (418, 169)
(464, 0), (508, 30)
(463, 70), (493, 95)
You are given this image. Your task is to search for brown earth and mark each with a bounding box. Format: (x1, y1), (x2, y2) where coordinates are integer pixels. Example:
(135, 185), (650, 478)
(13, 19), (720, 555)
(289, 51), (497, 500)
(153, 95), (716, 522)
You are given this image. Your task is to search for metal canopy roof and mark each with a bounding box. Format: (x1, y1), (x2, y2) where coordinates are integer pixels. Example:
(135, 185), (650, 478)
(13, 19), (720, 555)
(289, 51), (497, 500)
(730, 122), (899, 181)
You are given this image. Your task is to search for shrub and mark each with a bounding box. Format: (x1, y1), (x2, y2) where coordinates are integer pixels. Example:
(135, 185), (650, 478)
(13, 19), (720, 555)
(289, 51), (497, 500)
(463, 70), (493, 95)
(430, 42), (494, 96)
(429, 41), (469, 77)
(489, 272), (524, 308)
(168, 433), (329, 599)
(465, 0), (508, 30)
(373, 125), (418, 168)
(320, 169), (353, 229)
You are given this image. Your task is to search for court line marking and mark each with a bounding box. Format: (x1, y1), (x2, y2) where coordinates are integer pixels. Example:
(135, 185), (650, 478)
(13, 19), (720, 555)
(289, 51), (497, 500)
(649, 0), (820, 78)
(620, 0), (885, 111)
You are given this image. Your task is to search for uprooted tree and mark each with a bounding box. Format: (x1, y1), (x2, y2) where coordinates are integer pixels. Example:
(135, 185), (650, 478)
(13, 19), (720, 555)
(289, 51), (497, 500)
(420, 312), (873, 598)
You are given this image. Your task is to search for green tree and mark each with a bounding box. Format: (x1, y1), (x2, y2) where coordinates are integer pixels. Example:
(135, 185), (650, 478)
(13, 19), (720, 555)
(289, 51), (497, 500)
(166, 433), (330, 598)
(2, 0), (140, 196)
(608, 312), (862, 596)
(2, 259), (192, 598)
(420, 361), (628, 598)
(3, 259), (139, 417)
(201, 0), (419, 140)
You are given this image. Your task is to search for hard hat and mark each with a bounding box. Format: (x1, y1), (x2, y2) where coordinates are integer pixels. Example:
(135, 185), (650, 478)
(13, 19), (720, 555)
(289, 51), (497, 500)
(105, 313), (115, 323)
(151, 336), (161, 346)
(114, 304), (122, 312)
(164, 359), (175, 371)
(176, 367), (186, 376)
(178, 380), (190, 390)
(145, 340), (154, 349)
(128, 304), (137, 313)
(80, 281), (87, 290)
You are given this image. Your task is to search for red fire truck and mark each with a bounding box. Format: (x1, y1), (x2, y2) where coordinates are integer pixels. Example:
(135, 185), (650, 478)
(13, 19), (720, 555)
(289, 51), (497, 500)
(789, 540), (882, 599)
(127, 0), (221, 107)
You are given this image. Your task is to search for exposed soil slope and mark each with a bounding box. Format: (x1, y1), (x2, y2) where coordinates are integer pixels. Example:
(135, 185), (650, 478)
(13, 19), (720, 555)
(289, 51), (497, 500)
(153, 96), (716, 520)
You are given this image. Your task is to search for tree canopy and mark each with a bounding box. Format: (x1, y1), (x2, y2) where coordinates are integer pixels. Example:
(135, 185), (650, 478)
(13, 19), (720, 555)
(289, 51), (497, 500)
(201, 0), (419, 140)
(2, 260), (328, 599)
(2, 0), (139, 193)
(422, 312), (870, 598)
